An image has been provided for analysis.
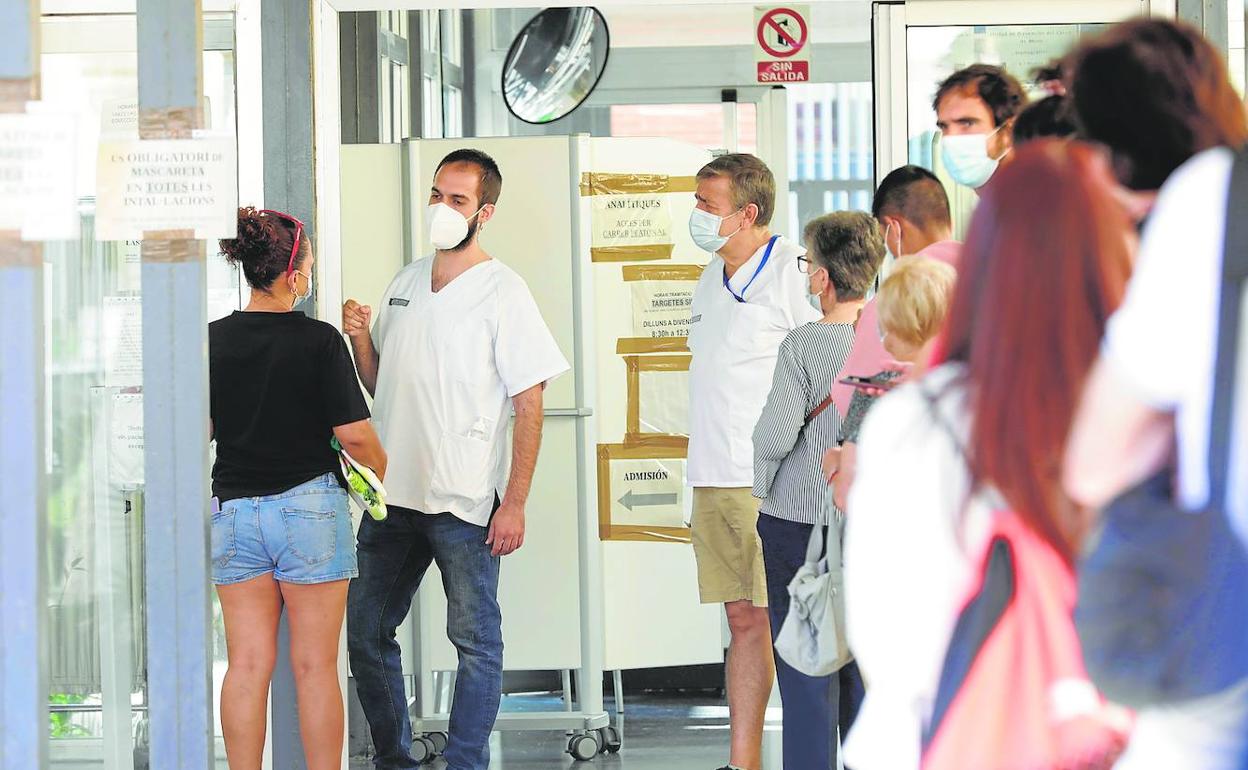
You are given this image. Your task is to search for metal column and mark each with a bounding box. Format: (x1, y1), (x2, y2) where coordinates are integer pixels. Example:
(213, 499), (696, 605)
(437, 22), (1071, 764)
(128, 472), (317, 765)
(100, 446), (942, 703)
(136, 1), (214, 768)
(0, 2), (48, 769)
(263, 0), (317, 764)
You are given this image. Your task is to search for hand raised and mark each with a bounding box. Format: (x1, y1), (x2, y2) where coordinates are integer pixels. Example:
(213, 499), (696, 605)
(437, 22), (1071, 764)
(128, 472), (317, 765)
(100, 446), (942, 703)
(342, 299), (372, 338)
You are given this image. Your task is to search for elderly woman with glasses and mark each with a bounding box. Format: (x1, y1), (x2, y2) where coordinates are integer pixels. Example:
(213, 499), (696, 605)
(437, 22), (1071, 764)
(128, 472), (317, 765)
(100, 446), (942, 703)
(209, 206), (387, 770)
(751, 210), (885, 770)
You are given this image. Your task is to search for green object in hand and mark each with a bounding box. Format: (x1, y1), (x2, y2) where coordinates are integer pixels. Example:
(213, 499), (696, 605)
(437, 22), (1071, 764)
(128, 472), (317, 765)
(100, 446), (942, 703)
(331, 437), (388, 521)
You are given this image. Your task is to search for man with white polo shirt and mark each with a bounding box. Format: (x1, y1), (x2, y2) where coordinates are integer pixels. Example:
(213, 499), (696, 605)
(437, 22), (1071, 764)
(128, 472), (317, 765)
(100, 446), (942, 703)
(685, 153), (822, 770)
(342, 148), (569, 770)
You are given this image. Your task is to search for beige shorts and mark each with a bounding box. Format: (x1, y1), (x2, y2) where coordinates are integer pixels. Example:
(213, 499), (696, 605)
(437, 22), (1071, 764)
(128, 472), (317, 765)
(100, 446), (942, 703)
(690, 487), (768, 607)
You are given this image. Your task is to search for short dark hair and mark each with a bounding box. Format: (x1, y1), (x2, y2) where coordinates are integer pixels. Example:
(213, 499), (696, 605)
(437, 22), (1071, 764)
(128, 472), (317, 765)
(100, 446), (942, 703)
(697, 153), (776, 227)
(871, 165), (952, 232)
(435, 148), (503, 206)
(803, 211), (886, 302)
(933, 64), (1029, 127)
(1067, 17), (1248, 191)
(1013, 95), (1078, 148)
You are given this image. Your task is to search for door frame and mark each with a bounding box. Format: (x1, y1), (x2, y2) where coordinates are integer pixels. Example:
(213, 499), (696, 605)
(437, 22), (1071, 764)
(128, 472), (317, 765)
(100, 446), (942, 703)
(871, 0), (1176, 189)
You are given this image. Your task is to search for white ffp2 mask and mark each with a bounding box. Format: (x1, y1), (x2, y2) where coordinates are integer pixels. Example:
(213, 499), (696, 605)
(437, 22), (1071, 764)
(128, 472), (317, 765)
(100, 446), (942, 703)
(427, 202), (483, 251)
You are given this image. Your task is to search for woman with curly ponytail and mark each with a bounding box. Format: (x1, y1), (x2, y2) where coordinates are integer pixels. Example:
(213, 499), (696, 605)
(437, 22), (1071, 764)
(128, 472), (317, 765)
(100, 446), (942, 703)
(210, 207), (387, 770)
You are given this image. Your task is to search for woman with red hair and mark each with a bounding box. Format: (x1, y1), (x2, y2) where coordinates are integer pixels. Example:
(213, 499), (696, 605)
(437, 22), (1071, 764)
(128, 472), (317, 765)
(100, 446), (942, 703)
(840, 141), (1133, 769)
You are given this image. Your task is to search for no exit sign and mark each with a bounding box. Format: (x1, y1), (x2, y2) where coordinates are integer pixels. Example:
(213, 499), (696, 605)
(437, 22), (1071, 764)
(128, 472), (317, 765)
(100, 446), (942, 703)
(755, 6), (811, 84)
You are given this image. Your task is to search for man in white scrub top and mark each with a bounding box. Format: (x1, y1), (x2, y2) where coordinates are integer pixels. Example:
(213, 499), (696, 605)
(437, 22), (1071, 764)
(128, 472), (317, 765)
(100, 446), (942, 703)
(685, 153), (822, 770)
(342, 149), (569, 770)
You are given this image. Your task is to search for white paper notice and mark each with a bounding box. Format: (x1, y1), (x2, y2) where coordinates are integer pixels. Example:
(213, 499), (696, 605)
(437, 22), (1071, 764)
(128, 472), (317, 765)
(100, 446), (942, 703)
(638, 369), (691, 436)
(591, 194), (673, 250)
(95, 135), (238, 241)
(631, 281), (696, 339)
(609, 458), (687, 529)
(109, 393), (144, 486)
(0, 110), (79, 240)
(103, 296), (143, 387)
(118, 240), (142, 291)
(100, 100), (138, 140)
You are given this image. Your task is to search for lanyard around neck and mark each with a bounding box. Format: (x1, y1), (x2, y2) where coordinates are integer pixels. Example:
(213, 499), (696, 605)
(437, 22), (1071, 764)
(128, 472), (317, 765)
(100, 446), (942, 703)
(723, 235), (779, 303)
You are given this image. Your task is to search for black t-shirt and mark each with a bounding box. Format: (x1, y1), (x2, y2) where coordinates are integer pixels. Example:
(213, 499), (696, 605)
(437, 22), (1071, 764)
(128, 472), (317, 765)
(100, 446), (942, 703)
(209, 311), (371, 502)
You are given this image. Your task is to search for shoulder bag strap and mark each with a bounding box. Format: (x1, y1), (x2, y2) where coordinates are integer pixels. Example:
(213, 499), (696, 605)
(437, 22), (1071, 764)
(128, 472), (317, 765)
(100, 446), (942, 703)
(805, 393), (835, 425)
(1208, 149), (1248, 505)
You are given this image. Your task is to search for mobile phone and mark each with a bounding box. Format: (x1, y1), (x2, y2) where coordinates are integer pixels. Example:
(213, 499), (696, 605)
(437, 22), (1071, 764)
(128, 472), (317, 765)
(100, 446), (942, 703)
(839, 375), (896, 391)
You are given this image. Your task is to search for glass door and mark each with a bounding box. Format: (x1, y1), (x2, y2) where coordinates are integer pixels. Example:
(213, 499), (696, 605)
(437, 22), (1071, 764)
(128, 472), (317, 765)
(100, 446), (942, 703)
(872, 0), (1167, 234)
(38, 13), (241, 769)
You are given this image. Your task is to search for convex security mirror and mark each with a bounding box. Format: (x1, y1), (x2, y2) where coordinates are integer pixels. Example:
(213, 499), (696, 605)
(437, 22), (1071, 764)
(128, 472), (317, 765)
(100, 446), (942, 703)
(502, 7), (610, 124)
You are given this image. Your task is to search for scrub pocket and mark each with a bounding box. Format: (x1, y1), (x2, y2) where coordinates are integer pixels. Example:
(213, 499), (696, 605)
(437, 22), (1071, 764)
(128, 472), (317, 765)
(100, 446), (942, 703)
(431, 431), (494, 509)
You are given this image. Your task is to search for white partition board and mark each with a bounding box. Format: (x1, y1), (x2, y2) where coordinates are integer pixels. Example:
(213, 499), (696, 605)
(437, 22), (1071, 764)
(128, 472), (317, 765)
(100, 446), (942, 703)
(585, 137), (723, 671)
(341, 144), (406, 311)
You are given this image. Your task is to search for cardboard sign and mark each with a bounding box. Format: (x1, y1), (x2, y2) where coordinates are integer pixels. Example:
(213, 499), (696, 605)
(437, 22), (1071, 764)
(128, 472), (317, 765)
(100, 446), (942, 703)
(755, 5), (811, 83)
(596, 438), (692, 543)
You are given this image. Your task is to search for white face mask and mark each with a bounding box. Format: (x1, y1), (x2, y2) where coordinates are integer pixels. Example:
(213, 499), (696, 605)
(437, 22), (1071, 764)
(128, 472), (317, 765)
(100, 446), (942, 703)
(291, 269), (313, 309)
(807, 268), (825, 312)
(427, 202), (484, 251)
(688, 207), (743, 253)
(940, 125), (1008, 189)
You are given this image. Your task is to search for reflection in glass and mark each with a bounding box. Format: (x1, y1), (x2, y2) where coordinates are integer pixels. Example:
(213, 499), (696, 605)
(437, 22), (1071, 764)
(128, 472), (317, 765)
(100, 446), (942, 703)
(502, 7), (610, 124)
(905, 24), (1106, 234)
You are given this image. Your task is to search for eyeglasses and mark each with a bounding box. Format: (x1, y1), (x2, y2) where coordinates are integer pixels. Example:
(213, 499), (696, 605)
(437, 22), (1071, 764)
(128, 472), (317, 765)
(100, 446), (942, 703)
(260, 209), (304, 275)
(797, 255), (823, 275)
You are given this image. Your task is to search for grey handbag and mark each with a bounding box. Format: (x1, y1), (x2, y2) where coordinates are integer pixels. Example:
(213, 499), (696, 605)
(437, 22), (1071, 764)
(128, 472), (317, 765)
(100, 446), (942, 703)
(774, 501), (853, 677)
(1074, 148), (1248, 707)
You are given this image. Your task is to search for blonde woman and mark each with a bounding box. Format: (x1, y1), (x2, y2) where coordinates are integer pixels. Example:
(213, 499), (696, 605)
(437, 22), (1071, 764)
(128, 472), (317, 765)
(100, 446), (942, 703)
(831, 257), (957, 510)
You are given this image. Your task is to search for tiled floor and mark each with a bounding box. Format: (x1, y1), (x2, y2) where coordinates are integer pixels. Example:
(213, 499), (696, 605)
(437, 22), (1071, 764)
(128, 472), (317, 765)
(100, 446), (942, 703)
(350, 693), (774, 769)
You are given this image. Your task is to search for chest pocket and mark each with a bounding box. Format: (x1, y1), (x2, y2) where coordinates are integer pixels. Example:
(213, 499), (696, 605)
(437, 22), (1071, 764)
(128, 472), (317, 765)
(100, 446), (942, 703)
(440, 315), (496, 385)
(727, 303), (779, 357)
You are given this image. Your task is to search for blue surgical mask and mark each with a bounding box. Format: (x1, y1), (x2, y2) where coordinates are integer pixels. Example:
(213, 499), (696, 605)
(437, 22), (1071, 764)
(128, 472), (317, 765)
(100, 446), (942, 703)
(689, 207), (742, 253)
(940, 126), (1008, 189)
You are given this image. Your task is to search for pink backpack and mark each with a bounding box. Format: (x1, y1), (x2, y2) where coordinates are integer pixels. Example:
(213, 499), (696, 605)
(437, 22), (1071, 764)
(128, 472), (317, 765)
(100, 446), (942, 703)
(921, 510), (1132, 770)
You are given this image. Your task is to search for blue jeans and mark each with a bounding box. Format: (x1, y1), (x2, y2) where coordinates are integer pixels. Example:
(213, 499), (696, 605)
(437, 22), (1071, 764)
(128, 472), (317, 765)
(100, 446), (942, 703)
(347, 505), (502, 770)
(757, 512), (865, 770)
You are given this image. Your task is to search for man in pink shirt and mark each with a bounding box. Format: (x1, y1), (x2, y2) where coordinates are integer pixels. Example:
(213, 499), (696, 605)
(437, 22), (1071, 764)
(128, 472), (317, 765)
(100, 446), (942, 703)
(831, 166), (961, 416)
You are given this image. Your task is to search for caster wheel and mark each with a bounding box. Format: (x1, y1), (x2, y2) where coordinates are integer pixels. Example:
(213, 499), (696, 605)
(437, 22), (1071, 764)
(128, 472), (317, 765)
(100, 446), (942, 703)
(600, 726), (622, 753)
(412, 736), (435, 764)
(568, 733), (600, 761)
(427, 731), (449, 755)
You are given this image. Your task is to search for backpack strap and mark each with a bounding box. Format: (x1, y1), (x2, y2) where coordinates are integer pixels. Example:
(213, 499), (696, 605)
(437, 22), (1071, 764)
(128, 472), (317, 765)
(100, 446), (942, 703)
(1208, 149), (1248, 505)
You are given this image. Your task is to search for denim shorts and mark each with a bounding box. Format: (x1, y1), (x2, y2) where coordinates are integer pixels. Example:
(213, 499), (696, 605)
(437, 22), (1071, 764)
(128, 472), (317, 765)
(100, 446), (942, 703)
(211, 473), (358, 586)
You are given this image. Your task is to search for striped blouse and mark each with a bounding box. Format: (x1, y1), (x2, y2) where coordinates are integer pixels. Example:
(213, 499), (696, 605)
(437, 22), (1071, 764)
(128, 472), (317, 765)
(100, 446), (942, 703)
(753, 321), (857, 525)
